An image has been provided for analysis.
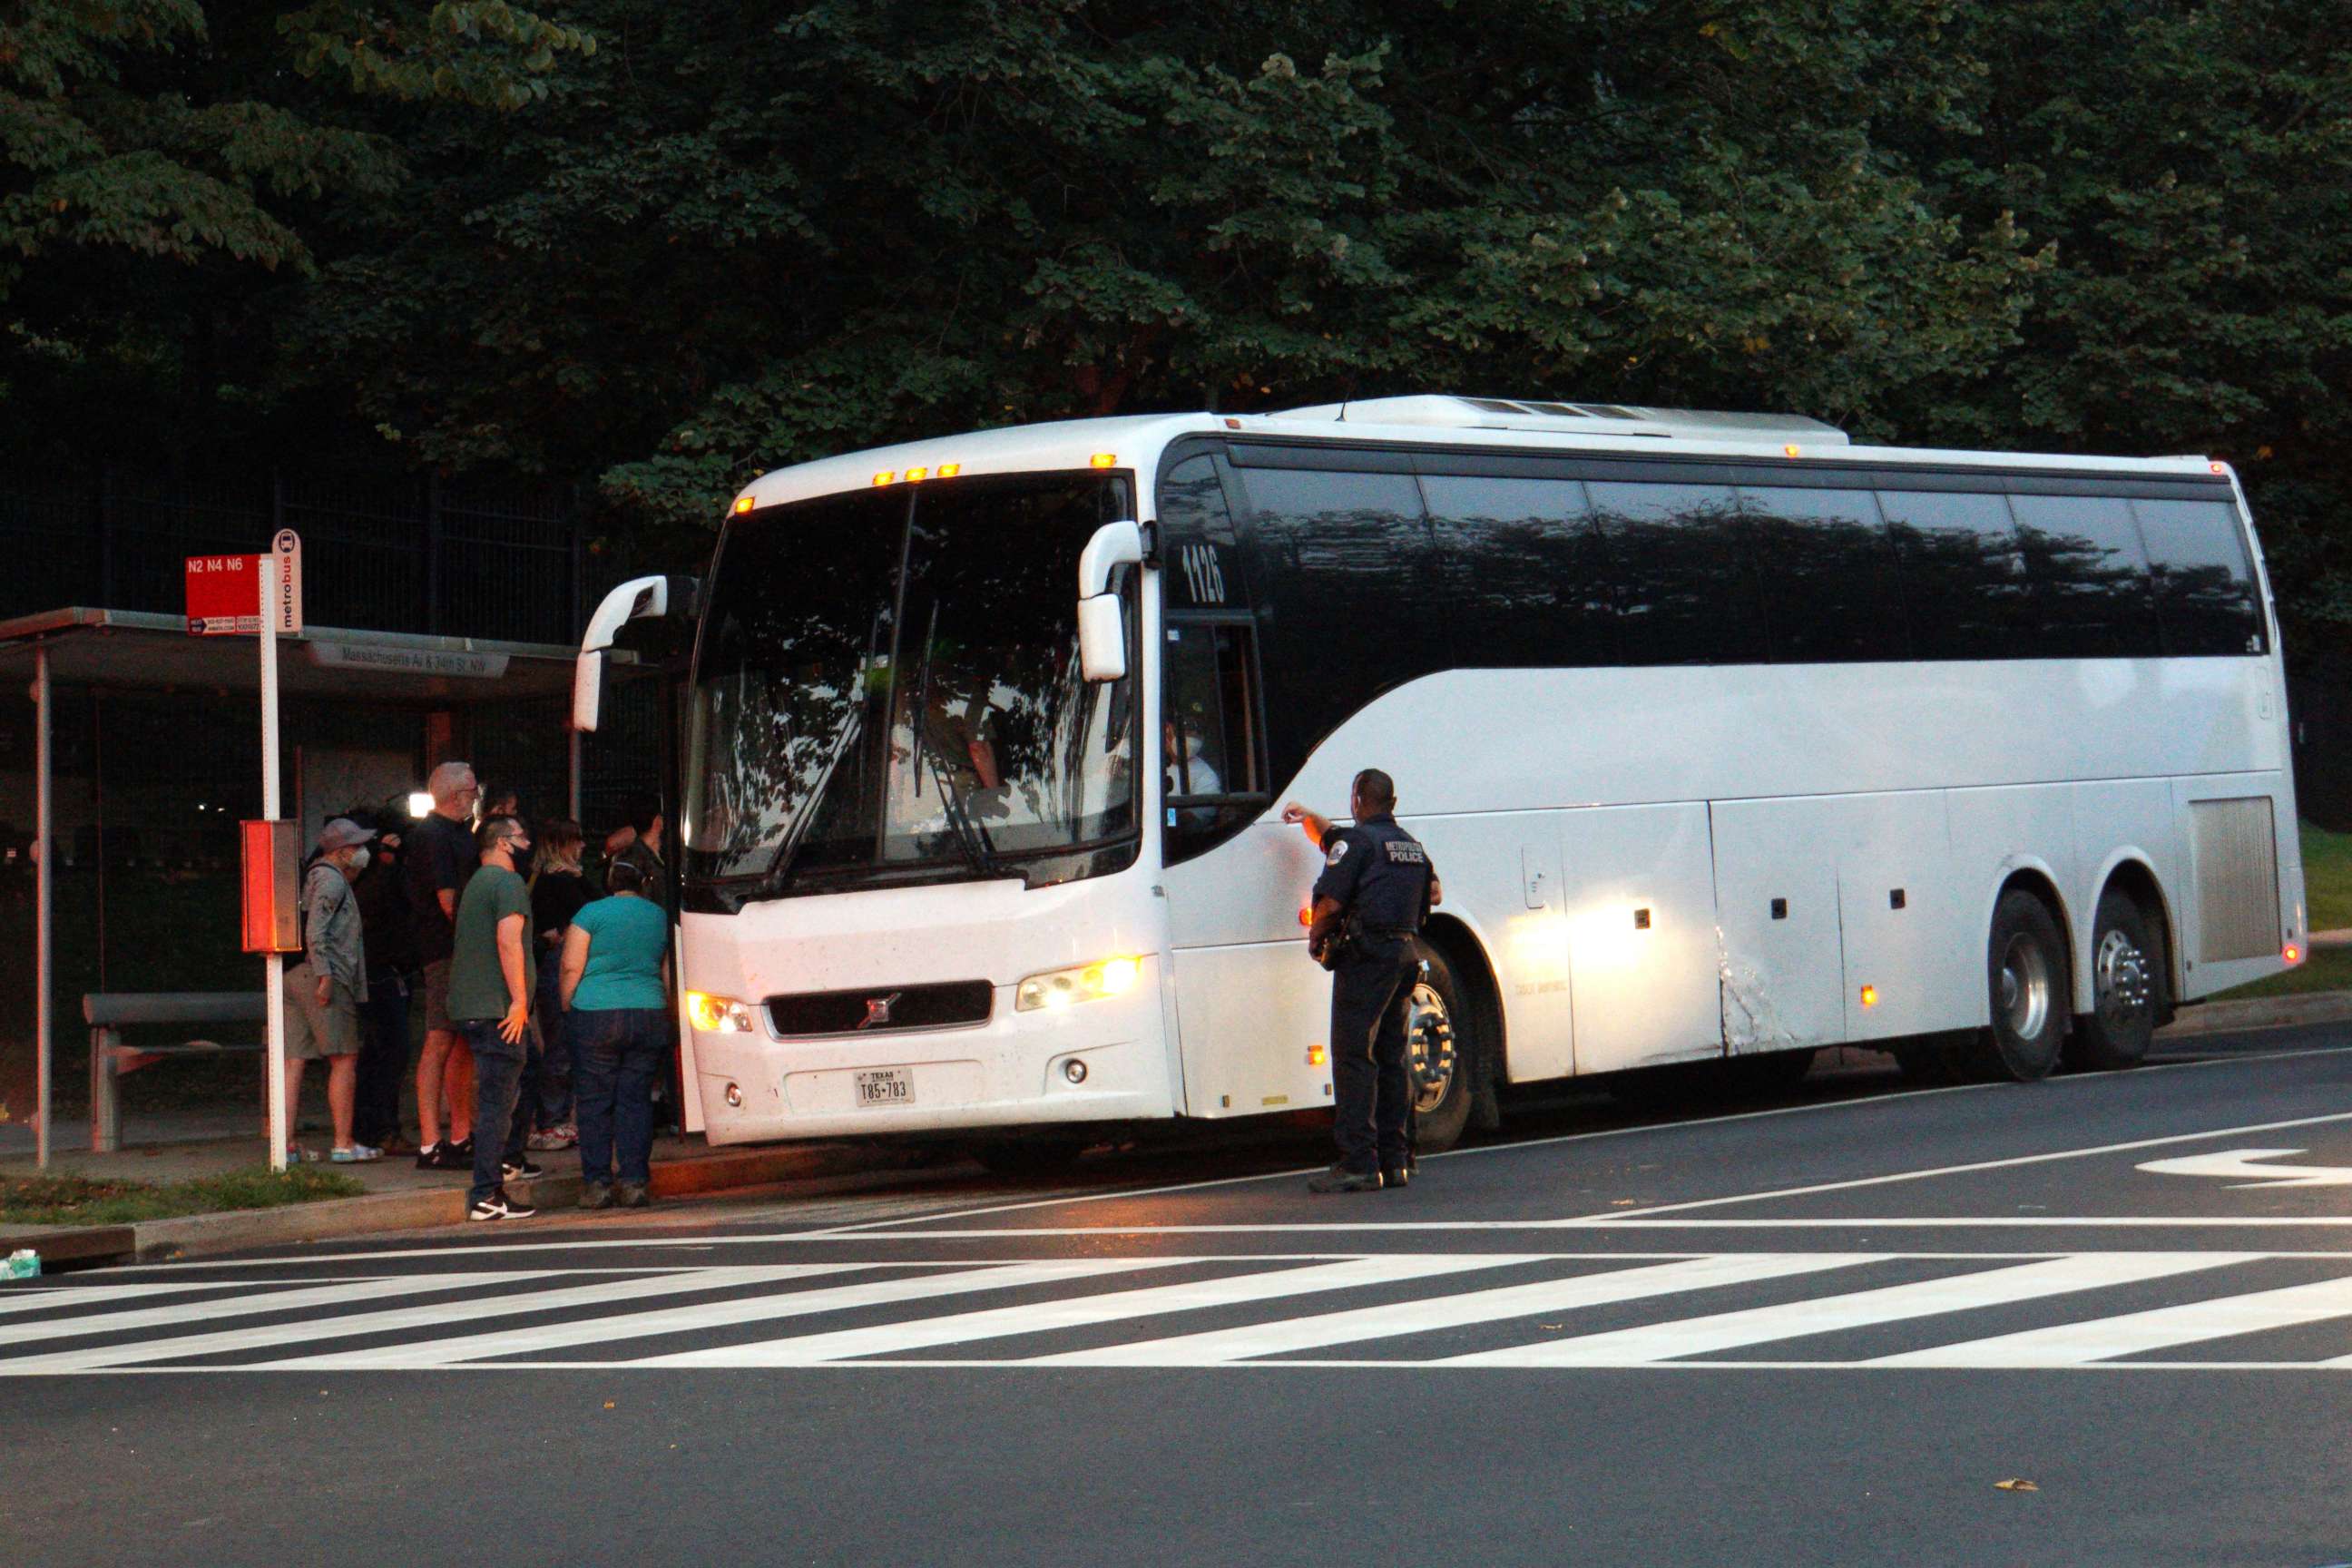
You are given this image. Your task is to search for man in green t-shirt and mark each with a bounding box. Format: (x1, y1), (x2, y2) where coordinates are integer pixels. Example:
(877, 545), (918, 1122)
(448, 815), (540, 1220)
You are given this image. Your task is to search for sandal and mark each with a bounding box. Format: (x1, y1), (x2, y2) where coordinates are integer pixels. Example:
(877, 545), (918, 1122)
(329, 1144), (383, 1163)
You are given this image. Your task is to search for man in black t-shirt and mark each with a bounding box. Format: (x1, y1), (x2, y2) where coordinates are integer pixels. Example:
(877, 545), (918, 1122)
(405, 760), (481, 1170)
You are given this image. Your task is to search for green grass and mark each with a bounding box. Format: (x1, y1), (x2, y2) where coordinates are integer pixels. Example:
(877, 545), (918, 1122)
(2301, 821), (2352, 935)
(0, 1166), (363, 1228)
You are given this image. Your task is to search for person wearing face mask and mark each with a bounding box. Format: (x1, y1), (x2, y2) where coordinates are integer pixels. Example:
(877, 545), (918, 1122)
(282, 818), (381, 1163)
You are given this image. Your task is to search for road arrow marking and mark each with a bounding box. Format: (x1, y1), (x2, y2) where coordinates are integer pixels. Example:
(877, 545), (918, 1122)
(2136, 1148), (2352, 1188)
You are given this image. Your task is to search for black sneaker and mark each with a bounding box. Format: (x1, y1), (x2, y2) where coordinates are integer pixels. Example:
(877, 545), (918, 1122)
(579, 1181), (614, 1210)
(1380, 1165), (1411, 1190)
(614, 1181), (651, 1209)
(466, 1186), (537, 1221)
(1306, 1164), (1383, 1194)
(414, 1142), (444, 1171)
(424, 1142), (469, 1171)
(449, 1135), (475, 1161)
(500, 1156), (544, 1181)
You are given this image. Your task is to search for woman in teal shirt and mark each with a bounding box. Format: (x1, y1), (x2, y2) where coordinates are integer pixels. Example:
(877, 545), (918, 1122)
(558, 859), (672, 1209)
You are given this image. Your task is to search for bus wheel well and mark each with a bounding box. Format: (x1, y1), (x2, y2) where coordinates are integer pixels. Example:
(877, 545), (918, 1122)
(2097, 859), (2176, 1009)
(1423, 915), (1504, 1132)
(1998, 869), (2073, 972)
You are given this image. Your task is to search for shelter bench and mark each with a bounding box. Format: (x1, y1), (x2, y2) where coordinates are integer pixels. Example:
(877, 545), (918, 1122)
(83, 992), (264, 1154)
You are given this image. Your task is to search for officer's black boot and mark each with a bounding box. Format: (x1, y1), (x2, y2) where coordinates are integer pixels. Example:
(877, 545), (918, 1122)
(1378, 1161), (1410, 1189)
(1307, 1163), (1383, 1194)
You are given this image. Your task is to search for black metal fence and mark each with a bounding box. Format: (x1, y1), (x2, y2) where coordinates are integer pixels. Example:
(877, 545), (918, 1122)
(0, 468), (584, 645)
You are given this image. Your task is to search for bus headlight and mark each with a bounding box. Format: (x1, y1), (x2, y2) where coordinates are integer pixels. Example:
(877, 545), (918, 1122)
(685, 991), (759, 1033)
(1015, 956), (1142, 1012)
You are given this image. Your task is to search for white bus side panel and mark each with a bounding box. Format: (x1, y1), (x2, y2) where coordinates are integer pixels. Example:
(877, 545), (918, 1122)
(1167, 943), (1332, 1119)
(1415, 810), (1578, 1083)
(1831, 790), (1964, 1042)
(1558, 802), (1723, 1073)
(1710, 797), (1847, 1053)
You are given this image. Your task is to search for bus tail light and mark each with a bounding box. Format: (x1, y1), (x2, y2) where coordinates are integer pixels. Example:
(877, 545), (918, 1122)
(2285, 945), (2302, 965)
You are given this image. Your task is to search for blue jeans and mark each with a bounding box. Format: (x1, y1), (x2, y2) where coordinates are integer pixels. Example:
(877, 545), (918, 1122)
(532, 948), (573, 1128)
(572, 1007), (668, 1186)
(460, 1019), (531, 1206)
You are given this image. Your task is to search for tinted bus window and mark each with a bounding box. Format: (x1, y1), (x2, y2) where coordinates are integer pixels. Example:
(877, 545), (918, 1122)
(1233, 466), (1437, 784)
(1880, 489), (2034, 660)
(1418, 474), (1616, 667)
(2007, 494), (2160, 658)
(1586, 481), (1764, 664)
(1735, 485), (1909, 662)
(1156, 455), (1247, 612)
(2131, 498), (2267, 656)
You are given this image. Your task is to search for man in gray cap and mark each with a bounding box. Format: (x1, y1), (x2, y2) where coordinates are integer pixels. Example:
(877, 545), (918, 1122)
(281, 817), (381, 1161)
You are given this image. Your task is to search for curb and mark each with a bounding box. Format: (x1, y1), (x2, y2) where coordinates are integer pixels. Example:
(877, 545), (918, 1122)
(4, 1139), (936, 1270)
(2158, 989), (2352, 1037)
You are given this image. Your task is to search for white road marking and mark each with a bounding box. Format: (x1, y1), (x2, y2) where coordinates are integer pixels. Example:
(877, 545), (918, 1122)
(1029, 1253), (1873, 1366)
(0, 1273), (522, 1349)
(1871, 1274), (2352, 1367)
(2136, 1148), (2352, 1188)
(1587, 1109), (2352, 1222)
(1447, 1252), (2252, 1367)
(633, 1254), (1534, 1367)
(1, 1267), (851, 1375)
(0, 1281), (289, 1316)
(260, 1259), (1179, 1370)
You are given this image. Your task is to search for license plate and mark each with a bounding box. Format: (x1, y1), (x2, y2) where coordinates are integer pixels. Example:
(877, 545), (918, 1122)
(855, 1068), (915, 1107)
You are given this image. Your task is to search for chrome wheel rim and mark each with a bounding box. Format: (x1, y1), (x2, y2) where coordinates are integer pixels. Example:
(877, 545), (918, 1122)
(1999, 934), (2053, 1042)
(2094, 926), (2151, 1032)
(1406, 983), (1456, 1113)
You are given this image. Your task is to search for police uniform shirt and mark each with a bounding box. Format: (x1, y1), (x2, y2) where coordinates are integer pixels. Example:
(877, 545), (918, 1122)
(1311, 815), (1435, 936)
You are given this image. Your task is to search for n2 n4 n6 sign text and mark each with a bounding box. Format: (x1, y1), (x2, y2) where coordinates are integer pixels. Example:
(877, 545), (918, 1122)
(185, 530), (302, 636)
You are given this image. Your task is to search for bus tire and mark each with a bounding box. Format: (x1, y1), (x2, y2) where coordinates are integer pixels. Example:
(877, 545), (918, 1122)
(2067, 889), (2162, 1072)
(1405, 938), (1477, 1154)
(1979, 889), (2069, 1082)
(969, 1136), (1089, 1178)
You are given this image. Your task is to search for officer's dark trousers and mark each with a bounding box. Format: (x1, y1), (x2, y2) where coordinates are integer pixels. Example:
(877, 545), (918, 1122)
(1329, 943), (1416, 1175)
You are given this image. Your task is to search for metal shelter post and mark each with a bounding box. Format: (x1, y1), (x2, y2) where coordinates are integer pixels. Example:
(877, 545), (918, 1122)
(568, 722), (582, 824)
(261, 554), (288, 1173)
(33, 638), (52, 1168)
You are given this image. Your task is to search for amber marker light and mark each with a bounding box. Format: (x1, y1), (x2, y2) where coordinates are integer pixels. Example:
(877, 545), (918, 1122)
(2210, 462), (2230, 475)
(1859, 985), (1878, 1007)
(731, 495), (755, 514)
(904, 466), (928, 482)
(1298, 906), (1313, 927)
(1308, 1044), (1327, 1066)
(872, 471), (896, 486)
(1784, 444), (1802, 458)
(1090, 452), (1118, 468)
(936, 463), (961, 476)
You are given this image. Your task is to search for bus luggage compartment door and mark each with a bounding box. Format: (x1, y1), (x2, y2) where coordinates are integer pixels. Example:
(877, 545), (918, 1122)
(1708, 799), (1847, 1053)
(1561, 802), (1723, 1073)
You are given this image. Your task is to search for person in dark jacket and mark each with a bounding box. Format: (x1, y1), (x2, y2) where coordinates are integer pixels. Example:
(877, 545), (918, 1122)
(349, 805), (420, 1152)
(524, 818), (592, 1150)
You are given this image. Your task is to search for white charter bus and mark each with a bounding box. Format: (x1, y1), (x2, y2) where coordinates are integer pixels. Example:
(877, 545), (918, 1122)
(576, 394), (2304, 1163)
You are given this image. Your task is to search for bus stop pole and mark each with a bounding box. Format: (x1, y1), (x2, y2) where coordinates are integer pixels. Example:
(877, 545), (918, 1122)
(33, 638), (51, 1170)
(261, 554), (288, 1173)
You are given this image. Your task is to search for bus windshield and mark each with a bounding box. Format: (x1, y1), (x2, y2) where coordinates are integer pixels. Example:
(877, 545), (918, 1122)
(683, 472), (1139, 894)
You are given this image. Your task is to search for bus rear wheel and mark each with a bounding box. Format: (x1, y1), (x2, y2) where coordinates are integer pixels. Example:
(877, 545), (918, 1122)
(1404, 938), (1478, 1154)
(1977, 889), (2069, 1082)
(2066, 890), (2162, 1072)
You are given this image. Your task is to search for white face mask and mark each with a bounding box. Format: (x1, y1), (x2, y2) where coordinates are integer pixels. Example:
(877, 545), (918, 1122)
(346, 847), (370, 873)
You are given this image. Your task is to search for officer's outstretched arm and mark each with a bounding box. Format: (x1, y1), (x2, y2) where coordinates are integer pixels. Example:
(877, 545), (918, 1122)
(1280, 800), (1333, 848)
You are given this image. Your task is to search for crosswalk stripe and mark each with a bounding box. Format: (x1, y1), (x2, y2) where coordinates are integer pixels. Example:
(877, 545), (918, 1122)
(636, 1254), (1542, 1367)
(1870, 1272), (2352, 1367)
(0, 1274), (534, 1353)
(1446, 1252), (2255, 1367)
(260, 1259), (1177, 1370)
(1026, 1253), (1876, 1367)
(0, 1267), (853, 1375)
(0, 1282), (282, 1318)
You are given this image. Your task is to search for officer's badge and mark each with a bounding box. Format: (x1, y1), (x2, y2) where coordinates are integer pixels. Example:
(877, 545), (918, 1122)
(1326, 840), (1349, 867)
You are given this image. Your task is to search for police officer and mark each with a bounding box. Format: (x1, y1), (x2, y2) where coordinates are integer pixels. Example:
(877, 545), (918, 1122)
(1283, 768), (1441, 1194)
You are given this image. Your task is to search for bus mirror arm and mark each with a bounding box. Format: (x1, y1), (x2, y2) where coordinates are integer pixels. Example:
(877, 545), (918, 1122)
(1078, 521), (1145, 683)
(573, 573), (701, 732)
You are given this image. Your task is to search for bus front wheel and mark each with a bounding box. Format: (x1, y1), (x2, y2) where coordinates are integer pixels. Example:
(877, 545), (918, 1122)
(1978, 890), (2070, 1082)
(1404, 938), (1478, 1154)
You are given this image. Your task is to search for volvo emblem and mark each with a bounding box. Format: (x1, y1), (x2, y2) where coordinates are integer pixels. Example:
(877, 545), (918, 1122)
(858, 992), (903, 1029)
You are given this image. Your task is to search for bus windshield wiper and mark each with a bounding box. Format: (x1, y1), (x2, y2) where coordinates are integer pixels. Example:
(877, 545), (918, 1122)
(918, 726), (1003, 880)
(762, 704), (865, 893)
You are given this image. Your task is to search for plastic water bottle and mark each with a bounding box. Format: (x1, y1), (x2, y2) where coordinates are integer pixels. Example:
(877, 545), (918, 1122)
(3, 1250), (40, 1280)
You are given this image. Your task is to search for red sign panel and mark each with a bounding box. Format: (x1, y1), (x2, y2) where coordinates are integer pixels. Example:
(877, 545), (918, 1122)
(185, 554), (261, 635)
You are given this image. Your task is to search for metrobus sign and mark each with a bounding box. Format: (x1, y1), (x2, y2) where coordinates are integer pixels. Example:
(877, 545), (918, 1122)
(186, 529), (302, 635)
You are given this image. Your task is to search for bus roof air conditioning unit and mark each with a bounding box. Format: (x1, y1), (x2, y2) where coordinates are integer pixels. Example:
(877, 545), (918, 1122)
(1263, 395), (1848, 446)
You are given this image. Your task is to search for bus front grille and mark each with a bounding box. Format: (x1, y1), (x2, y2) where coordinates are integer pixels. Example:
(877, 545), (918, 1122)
(765, 980), (995, 1037)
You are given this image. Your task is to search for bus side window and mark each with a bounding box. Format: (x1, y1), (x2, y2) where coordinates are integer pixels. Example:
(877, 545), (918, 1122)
(2007, 493), (2161, 659)
(1165, 619), (1264, 865)
(1879, 489), (2035, 660)
(2131, 498), (2267, 657)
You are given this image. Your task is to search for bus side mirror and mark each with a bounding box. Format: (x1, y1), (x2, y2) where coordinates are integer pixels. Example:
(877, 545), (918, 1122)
(1077, 521), (1144, 684)
(573, 650), (609, 733)
(575, 573), (698, 732)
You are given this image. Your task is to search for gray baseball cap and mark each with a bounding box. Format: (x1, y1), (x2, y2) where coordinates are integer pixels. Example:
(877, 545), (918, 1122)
(318, 818), (377, 853)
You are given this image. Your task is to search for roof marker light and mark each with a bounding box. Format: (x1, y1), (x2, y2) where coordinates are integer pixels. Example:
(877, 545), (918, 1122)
(731, 495), (755, 514)
(873, 471), (896, 486)
(1090, 453), (1118, 468)
(904, 466), (928, 483)
(2210, 462), (2230, 475)
(1784, 444), (1802, 458)
(937, 463), (961, 477)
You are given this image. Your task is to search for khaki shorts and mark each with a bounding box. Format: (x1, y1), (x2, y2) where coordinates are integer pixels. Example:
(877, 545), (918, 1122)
(423, 957), (455, 1034)
(284, 963), (361, 1060)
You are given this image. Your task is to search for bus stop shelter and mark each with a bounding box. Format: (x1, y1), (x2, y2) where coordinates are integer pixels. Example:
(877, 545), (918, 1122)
(2, 605), (624, 1166)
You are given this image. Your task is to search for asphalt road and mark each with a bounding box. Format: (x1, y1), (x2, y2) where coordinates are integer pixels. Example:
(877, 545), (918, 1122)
(10, 1026), (2352, 1566)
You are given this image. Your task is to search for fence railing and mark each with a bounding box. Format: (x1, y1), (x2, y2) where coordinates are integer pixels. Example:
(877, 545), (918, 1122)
(0, 468), (583, 646)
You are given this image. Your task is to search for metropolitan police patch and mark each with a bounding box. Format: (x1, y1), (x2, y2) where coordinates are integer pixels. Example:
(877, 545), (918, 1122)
(1326, 840), (1349, 867)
